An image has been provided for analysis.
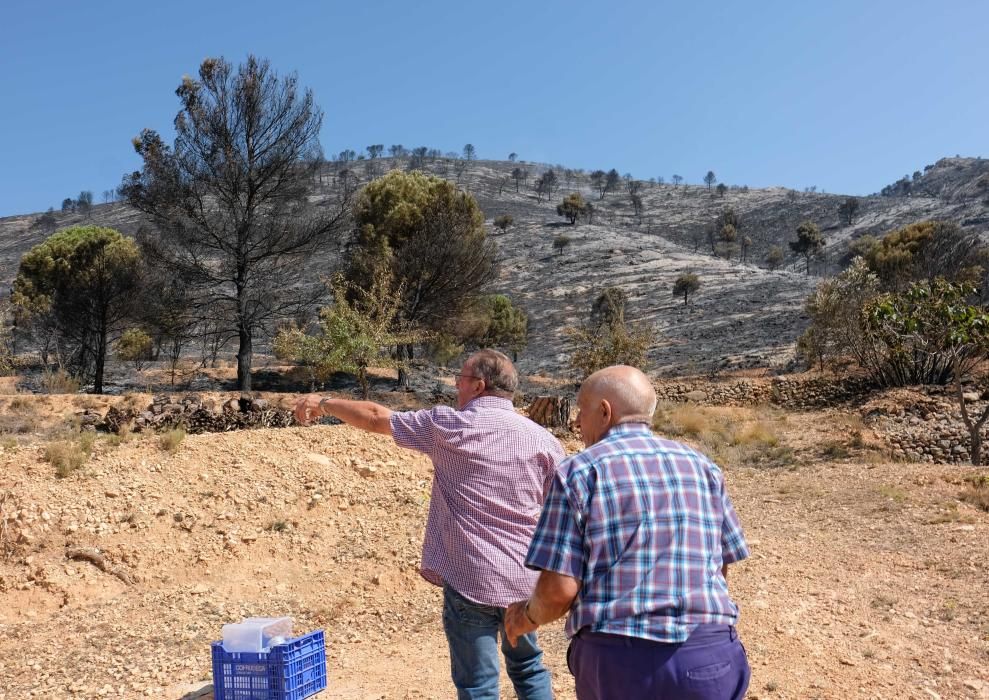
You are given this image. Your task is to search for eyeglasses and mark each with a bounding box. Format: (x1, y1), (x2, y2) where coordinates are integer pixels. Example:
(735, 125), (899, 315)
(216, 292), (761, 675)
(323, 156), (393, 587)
(455, 373), (483, 383)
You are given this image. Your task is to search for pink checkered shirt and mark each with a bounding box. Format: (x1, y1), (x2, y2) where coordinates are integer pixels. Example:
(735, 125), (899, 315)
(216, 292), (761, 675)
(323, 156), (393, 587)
(390, 396), (567, 607)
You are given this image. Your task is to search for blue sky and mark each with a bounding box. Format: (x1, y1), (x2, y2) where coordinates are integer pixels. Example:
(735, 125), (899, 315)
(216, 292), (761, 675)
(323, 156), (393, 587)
(1, 0), (987, 216)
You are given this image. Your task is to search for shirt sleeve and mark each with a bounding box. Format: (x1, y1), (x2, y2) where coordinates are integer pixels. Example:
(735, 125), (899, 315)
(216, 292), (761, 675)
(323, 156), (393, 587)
(389, 409), (438, 456)
(719, 478), (750, 564)
(539, 437), (568, 500)
(525, 470), (586, 581)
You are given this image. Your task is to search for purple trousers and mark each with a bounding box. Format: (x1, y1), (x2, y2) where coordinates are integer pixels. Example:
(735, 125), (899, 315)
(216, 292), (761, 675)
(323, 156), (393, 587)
(567, 624), (750, 700)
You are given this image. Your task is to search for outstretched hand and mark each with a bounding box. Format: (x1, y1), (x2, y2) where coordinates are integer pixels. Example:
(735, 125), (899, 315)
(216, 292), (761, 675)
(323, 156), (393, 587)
(293, 394), (323, 426)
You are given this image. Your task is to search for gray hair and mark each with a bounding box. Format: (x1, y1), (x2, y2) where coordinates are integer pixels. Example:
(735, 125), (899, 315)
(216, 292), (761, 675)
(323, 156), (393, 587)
(468, 349), (518, 398)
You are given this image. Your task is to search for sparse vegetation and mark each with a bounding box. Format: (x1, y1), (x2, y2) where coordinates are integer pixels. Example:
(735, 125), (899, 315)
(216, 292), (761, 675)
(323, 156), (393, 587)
(493, 214), (513, 232)
(159, 428), (186, 454)
(556, 192), (587, 225)
(960, 474), (989, 511)
(790, 221), (824, 275)
(766, 245), (784, 271)
(275, 270), (424, 397)
(566, 288), (652, 379)
(552, 235), (571, 256)
(652, 403), (793, 469)
(673, 273), (701, 305)
(39, 369), (81, 394)
(46, 433), (95, 478)
(116, 328), (153, 370)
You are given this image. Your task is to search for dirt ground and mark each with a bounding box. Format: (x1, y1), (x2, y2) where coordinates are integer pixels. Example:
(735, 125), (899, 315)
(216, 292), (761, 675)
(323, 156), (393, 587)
(0, 394), (987, 699)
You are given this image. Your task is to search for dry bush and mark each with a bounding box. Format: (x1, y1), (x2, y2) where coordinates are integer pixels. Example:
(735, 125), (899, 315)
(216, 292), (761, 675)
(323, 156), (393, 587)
(159, 428), (186, 454)
(0, 412), (40, 436)
(40, 369), (81, 394)
(7, 396), (30, 412)
(821, 441), (852, 459)
(104, 423), (134, 447)
(45, 440), (88, 478)
(960, 474), (989, 512)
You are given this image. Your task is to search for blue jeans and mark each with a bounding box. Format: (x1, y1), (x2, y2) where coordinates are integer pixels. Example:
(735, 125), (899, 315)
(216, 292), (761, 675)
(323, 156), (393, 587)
(442, 584), (553, 700)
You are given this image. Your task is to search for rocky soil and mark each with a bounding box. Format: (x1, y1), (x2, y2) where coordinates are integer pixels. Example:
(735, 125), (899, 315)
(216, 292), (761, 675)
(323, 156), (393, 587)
(0, 390), (987, 699)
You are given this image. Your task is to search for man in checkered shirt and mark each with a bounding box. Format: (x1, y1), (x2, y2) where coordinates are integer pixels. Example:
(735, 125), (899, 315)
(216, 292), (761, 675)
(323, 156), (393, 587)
(504, 365), (751, 700)
(295, 349), (565, 699)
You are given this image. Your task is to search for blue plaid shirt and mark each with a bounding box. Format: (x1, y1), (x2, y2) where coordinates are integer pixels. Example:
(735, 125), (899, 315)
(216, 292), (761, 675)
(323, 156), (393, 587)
(525, 423), (749, 643)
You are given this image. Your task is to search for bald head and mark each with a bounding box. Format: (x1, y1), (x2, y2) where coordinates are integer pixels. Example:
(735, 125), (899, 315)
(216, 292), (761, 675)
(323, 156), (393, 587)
(580, 366), (657, 424)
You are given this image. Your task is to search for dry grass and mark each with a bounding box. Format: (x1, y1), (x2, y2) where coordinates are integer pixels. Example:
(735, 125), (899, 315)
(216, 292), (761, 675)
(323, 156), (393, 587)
(159, 428), (186, 454)
(0, 412), (41, 436)
(7, 396), (31, 412)
(652, 403), (794, 469)
(960, 473), (989, 512)
(39, 369), (80, 394)
(44, 434), (94, 478)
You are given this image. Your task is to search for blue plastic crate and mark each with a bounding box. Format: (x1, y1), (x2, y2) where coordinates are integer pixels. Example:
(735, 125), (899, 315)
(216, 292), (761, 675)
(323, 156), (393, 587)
(211, 629), (327, 700)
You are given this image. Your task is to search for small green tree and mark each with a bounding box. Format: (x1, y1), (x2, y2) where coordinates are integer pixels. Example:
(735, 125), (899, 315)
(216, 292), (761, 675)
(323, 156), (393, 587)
(673, 273), (700, 305)
(790, 221), (824, 274)
(346, 169), (497, 388)
(464, 294), (528, 361)
(553, 235), (571, 256)
(556, 193), (587, 225)
(766, 246), (784, 271)
(716, 182), (727, 198)
(566, 290), (652, 379)
(13, 226), (142, 393)
(704, 171), (717, 190)
(859, 220), (985, 292)
(797, 257), (880, 371)
(116, 328), (153, 371)
(274, 271), (423, 397)
(866, 279), (989, 464)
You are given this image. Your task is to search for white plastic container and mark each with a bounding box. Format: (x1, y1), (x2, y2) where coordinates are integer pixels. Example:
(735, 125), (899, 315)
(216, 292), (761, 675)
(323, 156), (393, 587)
(221, 616), (294, 653)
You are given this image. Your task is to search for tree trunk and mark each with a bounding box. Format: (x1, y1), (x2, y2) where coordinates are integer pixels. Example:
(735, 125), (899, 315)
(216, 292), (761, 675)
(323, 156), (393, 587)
(395, 344), (411, 391)
(237, 324), (253, 392)
(93, 311), (108, 394)
(94, 336), (106, 394)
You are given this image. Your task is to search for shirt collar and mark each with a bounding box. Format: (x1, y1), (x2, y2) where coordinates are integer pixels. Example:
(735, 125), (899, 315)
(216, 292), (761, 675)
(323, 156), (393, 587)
(603, 422), (653, 440)
(463, 395), (516, 411)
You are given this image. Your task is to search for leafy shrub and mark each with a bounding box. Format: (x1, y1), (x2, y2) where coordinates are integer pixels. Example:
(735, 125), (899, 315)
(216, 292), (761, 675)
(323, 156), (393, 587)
(552, 235), (571, 255)
(116, 328), (154, 370)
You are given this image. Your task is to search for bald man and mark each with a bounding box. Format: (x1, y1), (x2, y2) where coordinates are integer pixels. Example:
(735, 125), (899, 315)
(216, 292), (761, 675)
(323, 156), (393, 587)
(504, 366), (751, 700)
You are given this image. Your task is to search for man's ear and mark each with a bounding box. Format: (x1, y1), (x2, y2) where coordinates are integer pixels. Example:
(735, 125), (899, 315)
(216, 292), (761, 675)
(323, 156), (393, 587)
(599, 398), (613, 424)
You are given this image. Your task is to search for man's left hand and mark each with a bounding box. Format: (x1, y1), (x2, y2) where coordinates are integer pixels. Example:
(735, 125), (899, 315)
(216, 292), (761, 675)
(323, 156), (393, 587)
(504, 601), (538, 648)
